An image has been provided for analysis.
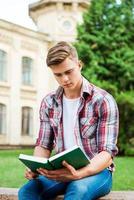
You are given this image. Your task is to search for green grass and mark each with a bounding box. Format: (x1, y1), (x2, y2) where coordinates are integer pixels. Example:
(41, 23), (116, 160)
(112, 156), (134, 190)
(0, 149), (134, 190)
(0, 149), (33, 188)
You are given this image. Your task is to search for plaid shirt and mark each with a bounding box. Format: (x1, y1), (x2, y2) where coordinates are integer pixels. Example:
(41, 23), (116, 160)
(36, 77), (119, 167)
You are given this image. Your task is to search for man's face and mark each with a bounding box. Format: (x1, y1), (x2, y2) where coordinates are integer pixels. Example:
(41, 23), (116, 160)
(50, 57), (82, 91)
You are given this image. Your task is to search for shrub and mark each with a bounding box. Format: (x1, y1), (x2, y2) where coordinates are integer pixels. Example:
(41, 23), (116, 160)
(116, 91), (134, 155)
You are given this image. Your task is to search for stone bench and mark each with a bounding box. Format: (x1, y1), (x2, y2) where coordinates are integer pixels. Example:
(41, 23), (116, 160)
(0, 188), (134, 200)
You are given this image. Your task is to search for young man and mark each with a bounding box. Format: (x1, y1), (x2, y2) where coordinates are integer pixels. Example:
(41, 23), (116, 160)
(18, 41), (119, 200)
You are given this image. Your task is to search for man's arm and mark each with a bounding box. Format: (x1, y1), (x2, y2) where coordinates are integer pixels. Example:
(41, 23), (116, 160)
(77, 151), (112, 179)
(37, 150), (112, 181)
(36, 98), (54, 152)
(67, 93), (118, 179)
(33, 146), (51, 158)
(77, 94), (118, 179)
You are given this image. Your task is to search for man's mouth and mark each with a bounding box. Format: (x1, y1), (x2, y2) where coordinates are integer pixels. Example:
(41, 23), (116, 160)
(63, 83), (72, 87)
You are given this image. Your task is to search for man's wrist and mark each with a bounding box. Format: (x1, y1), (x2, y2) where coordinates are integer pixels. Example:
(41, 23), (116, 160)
(77, 165), (92, 179)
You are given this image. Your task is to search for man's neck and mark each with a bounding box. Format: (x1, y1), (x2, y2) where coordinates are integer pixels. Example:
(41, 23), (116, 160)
(64, 78), (82, 99)
(64, 92), (80, 99)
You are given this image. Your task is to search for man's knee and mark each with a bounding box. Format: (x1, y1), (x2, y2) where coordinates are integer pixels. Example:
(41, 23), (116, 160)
(67, 181), (88, 195)
(18, 179), (38, 199)
(18, 186), (26, 199)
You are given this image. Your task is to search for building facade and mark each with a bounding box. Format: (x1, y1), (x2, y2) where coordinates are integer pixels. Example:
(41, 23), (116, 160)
(0, 0), (89, 146)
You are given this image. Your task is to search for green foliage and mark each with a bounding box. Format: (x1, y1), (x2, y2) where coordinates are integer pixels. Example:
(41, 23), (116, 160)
(75, 0), (134, 91)
(75, 0), (134, 155)
(116, 92), (134, 155)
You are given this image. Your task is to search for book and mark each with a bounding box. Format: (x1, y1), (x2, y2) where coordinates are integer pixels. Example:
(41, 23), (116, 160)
(19, 145), (90, 172)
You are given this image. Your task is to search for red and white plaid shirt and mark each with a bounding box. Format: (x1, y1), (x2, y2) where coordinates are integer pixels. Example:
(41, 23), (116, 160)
(36, 77), (119, 168)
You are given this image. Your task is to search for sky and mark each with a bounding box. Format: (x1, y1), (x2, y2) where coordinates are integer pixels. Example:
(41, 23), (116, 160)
(0, 0), (38, 30)
(0, 0), (122, 31)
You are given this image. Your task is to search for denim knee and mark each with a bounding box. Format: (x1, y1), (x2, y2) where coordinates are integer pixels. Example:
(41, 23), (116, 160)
(71, 182), (88, 194)
(18, 186), (26, 200)
(65, 180), (88, 199)
(18, 179), (40, 200)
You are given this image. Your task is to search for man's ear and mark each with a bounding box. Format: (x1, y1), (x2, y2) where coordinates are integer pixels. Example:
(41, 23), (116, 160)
(78, 60), (83, 70)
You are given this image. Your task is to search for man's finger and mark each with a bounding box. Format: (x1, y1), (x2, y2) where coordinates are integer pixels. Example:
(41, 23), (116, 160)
(62, 161), (76, 175)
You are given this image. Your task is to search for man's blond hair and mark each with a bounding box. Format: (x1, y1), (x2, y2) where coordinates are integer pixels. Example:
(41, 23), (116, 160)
(46, 41), (78, 67)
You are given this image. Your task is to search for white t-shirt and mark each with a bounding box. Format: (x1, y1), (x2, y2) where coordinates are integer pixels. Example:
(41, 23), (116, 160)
(63, 95), (80, 149)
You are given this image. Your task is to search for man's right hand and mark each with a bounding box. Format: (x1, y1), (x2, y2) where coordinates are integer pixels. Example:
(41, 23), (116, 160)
(24, 168), (38, 180)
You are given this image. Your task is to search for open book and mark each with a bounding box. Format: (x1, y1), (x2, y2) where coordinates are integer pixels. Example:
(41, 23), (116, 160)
(19, 145), (90, 172)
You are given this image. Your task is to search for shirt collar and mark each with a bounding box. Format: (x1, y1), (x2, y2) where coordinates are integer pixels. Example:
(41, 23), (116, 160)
(54, 76), (93, 104)
(81, 76), (93, 97)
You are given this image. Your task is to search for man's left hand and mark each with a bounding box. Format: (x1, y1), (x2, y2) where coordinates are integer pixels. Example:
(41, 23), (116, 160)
(37, 161), (81, 182)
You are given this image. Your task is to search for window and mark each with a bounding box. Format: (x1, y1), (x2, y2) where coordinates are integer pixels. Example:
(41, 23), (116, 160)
(22, 57), (33, 85)
(21, 107), (33, 136)
(0, 104), (6, 135)
(0, 50), (7, 81)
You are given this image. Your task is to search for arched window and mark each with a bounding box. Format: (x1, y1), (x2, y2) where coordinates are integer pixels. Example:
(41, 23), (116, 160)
(21, 107), (33, 136)
(0, 50), (7, 81)
(0, 104), (6, 135)
(22, 57), (33, 85)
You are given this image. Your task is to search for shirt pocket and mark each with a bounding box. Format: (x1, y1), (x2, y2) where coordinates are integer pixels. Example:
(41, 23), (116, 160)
(80, 117), (98, 138)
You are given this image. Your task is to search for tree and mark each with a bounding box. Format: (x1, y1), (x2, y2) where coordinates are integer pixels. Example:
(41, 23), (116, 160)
(75, 0), (134, 92)
(75, 0), (134, 155)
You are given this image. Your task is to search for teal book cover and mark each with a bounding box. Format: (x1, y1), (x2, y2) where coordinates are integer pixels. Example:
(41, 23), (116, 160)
(49, 146), (90, 169)
(19, 145), (90, 172)
(19, 154), (53, 172)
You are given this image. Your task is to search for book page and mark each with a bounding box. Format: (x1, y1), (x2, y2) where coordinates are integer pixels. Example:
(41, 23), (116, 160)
(19, 154), (48, 164)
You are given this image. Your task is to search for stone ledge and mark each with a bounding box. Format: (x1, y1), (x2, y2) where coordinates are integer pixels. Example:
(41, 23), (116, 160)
(0, 188), (134, 200)
(0, 188), (18, 200)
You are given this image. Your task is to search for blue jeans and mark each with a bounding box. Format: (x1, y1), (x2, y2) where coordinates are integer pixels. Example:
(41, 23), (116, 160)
(18, 169), (112, 200)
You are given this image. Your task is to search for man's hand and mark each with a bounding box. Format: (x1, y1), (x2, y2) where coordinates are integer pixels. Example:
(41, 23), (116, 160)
(37, 161), (81, 182)
(24, 168), (38, 180)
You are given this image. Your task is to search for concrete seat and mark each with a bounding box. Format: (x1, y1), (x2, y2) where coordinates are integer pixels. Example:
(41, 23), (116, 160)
(0, 187), (134, 200)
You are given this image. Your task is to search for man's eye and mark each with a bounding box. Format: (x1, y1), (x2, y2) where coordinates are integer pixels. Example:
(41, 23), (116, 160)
(55, 74), (62, 77)
(65, 70), (73, 75)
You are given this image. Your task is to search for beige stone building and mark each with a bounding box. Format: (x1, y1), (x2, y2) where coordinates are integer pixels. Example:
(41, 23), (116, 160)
(0, 0), (89, 146)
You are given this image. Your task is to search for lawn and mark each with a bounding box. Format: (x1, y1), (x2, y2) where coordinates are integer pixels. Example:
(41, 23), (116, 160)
(0, 149), (133, 190)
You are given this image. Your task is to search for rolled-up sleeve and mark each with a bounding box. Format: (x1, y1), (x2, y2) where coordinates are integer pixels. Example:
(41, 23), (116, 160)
(36, 98), (54, 151)
(97, 94), (119, 157)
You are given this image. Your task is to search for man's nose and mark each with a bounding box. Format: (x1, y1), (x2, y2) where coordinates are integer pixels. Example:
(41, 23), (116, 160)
(62, 74), (69, 82)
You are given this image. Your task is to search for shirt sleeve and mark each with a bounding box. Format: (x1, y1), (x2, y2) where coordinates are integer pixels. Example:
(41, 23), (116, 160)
(35, 98), (54, 151)
(97, 94), (119, 157)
